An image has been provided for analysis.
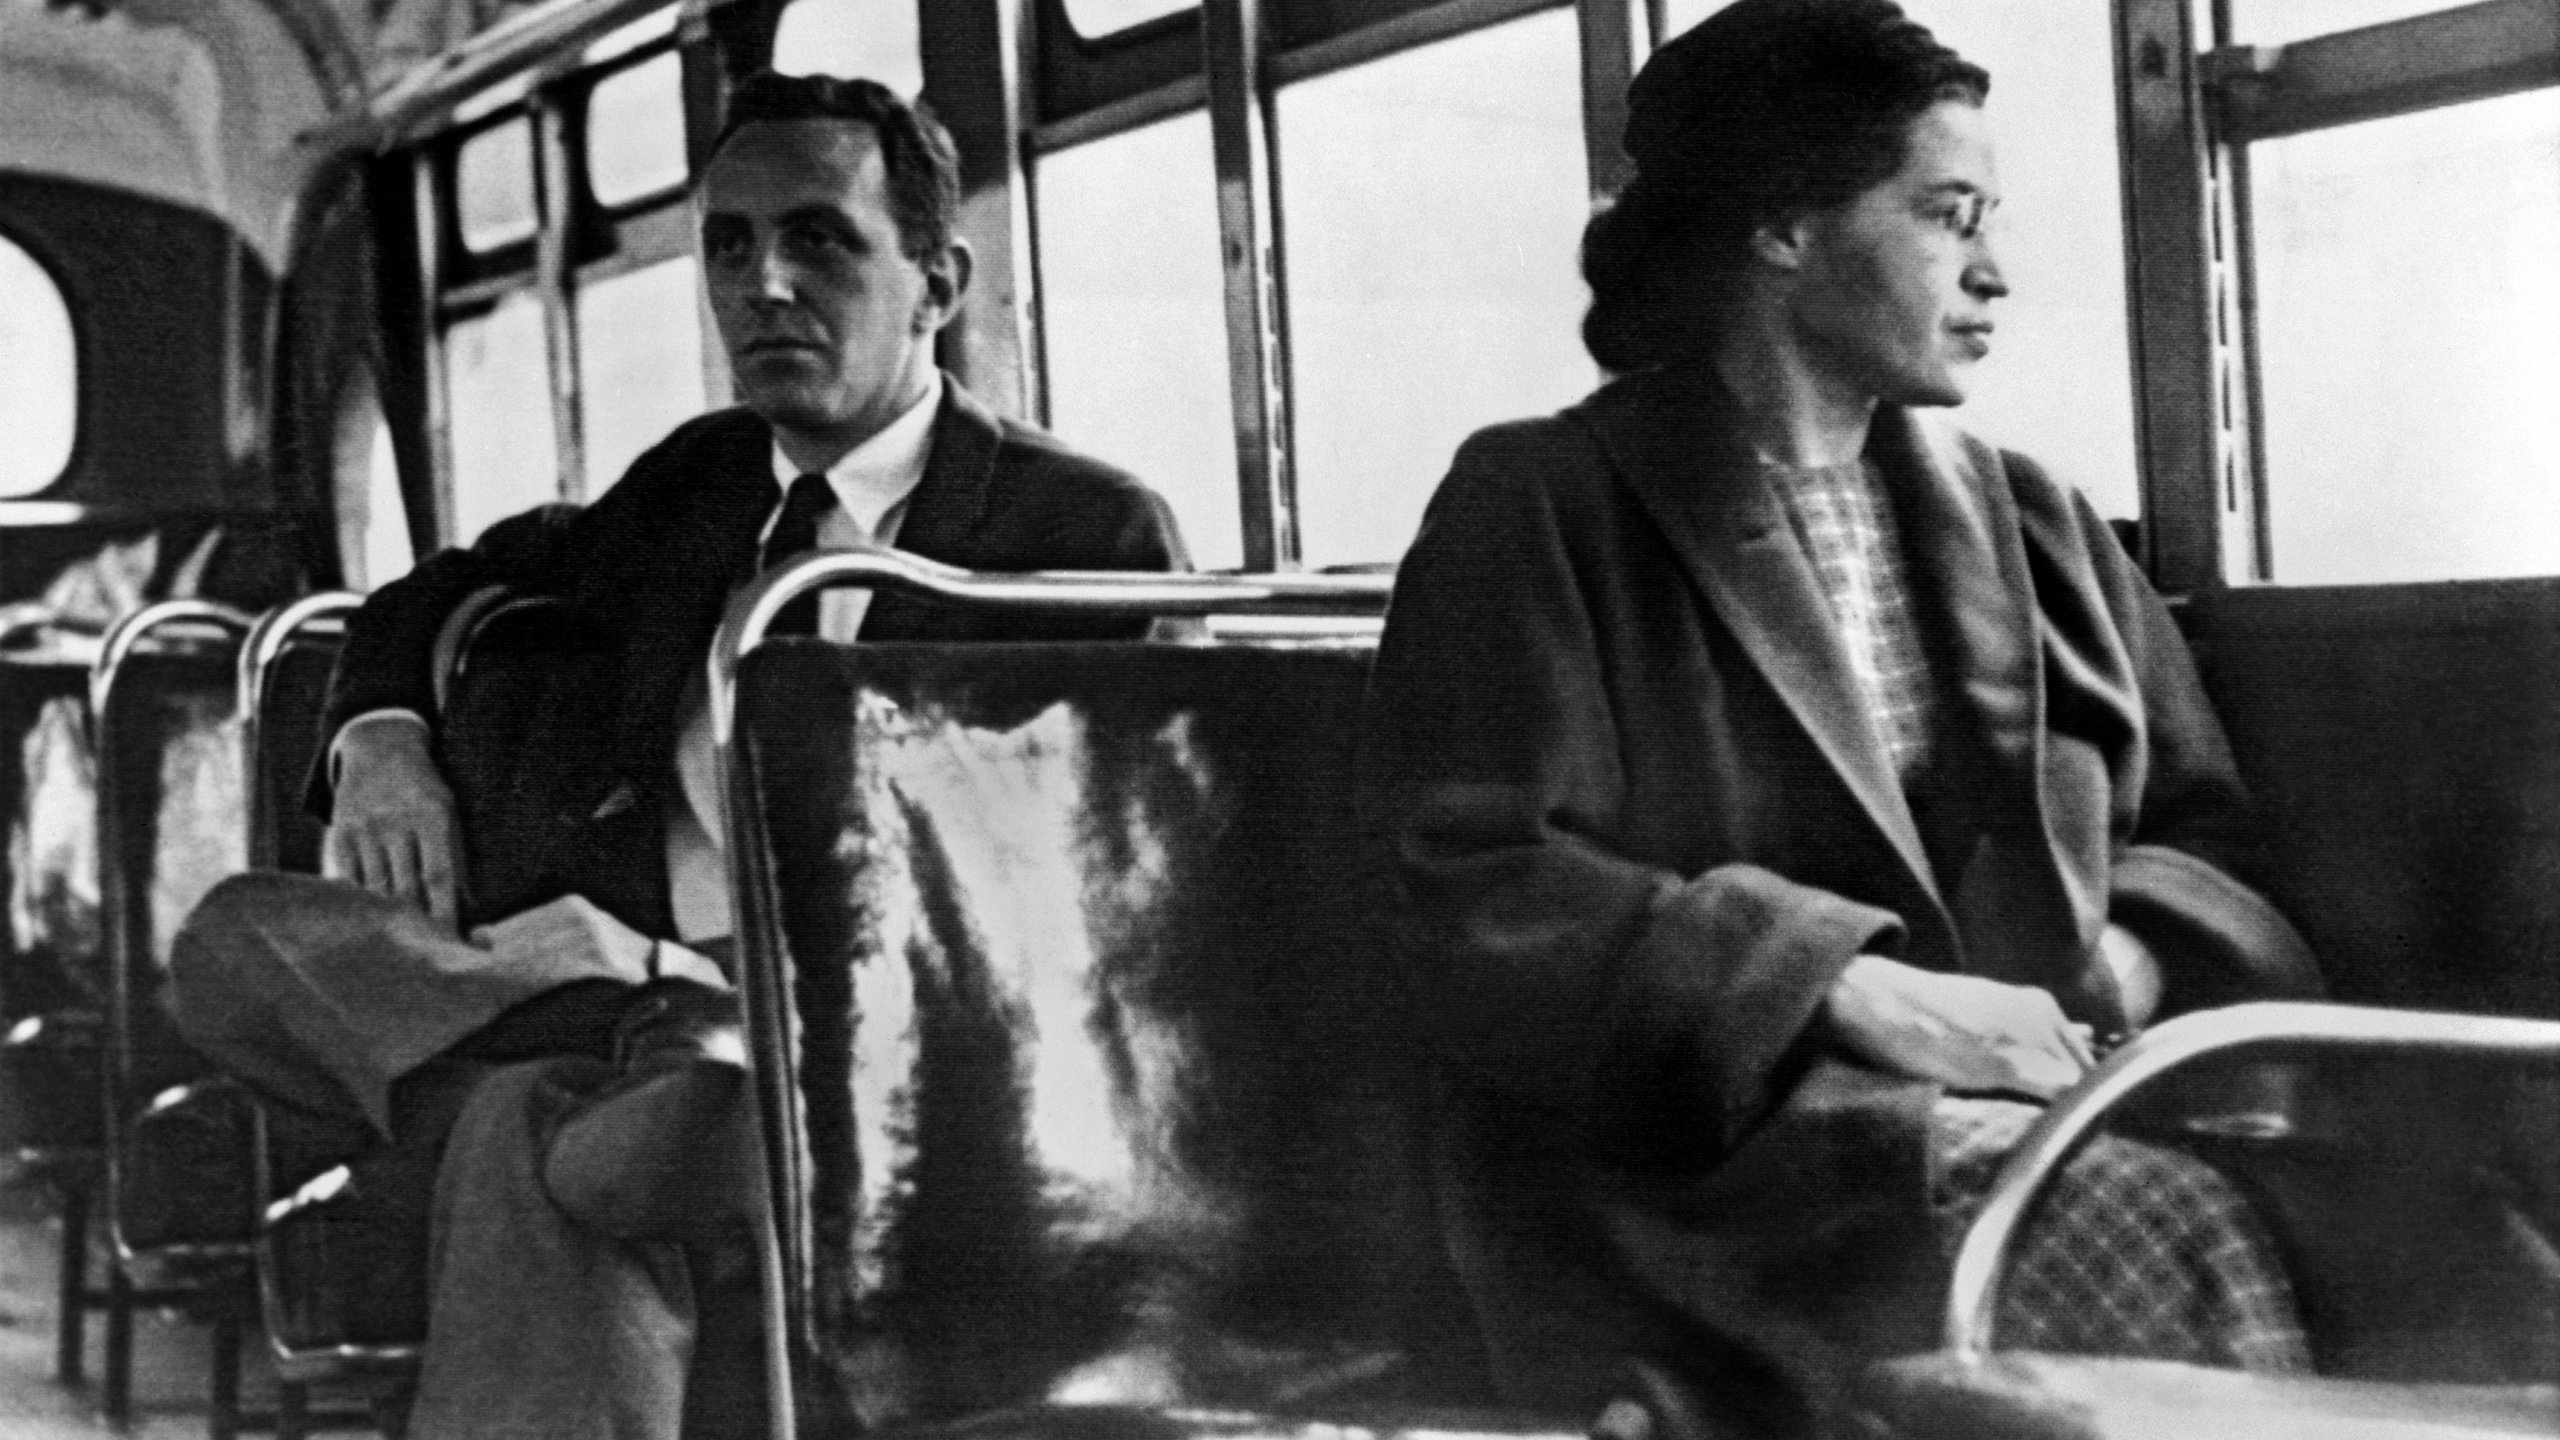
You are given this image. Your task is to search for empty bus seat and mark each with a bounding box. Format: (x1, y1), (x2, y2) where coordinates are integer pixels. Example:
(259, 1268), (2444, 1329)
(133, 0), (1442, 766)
(719, 552), (1578, 1440)
(1844, 1003), (2560, 1440)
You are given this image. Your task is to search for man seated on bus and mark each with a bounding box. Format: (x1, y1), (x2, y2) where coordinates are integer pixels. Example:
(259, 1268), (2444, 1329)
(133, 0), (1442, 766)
(170, 71), (1182, 1439)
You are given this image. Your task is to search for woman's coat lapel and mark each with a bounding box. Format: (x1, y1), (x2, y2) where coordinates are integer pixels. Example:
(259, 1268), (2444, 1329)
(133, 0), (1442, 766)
(1573, 370), (2101, 985)
(1577, 372), (1950, 925)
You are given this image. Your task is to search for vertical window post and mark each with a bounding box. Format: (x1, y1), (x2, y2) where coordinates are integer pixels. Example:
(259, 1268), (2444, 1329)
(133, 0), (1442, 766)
(1577, 0), (1642, 202)
(531, 89), (589, 501)
(920, 0), (1043, 422)
(1202, 0), (1296, 571)
(680, 7), (735, 410)
(2109, 0), (2232, 589)
(408, 151), (457, 549)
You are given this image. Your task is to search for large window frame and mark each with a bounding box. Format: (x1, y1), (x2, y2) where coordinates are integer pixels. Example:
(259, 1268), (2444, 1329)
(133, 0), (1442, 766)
(360, 0), (2216, 581)
(2118, 0), (2560, 593)
(984, 0), (1643, 570)
(376, 6), (725, 549)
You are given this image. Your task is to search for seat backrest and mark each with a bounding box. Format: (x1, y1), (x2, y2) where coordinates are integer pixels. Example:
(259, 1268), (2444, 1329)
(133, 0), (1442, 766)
(1, 655), (101, 1019)
(735, 638), (1472, 1425)
(95, 604), (252, 1102)
(431, 591), (599, 929)
(2185, 582), (2560, 1019)
(2185, 582), (2560, 1378)
(246, 633), (342, 877)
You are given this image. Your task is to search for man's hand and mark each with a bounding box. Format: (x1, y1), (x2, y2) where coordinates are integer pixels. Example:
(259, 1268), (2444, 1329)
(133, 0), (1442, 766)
(326, 716), (462, 933)
(1822, 954), (2096, 1100)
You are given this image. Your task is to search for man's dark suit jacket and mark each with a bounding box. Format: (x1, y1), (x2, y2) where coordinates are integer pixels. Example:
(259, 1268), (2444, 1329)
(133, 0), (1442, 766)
(313, 375), (1184, 934)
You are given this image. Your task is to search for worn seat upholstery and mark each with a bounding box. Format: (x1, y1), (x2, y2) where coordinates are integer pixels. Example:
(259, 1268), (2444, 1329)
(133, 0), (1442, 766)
(730, 633), (1541, 1436)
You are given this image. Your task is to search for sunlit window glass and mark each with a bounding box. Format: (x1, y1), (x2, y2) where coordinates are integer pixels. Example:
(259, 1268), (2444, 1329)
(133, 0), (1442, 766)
(583, 7), (675, 64)
(458, 116), (539, 252)
(1061, 0), (1192, 37)
(0, 235), (76, 498)
(1661, 0), (1741, 36)
(588, 53), (688, 208)
(2252, 92), (2560, 584)
(2233, 0), (2465, 46)
(1276, 9), (1595, 569)
(1037, 112), (1240, 569)
(580, 257), (708, 494)
(445, 291), (560, 543)
(362, 417), (414, 589)
(773, 0), (923, 96)
(1897, 0), (2140, 518)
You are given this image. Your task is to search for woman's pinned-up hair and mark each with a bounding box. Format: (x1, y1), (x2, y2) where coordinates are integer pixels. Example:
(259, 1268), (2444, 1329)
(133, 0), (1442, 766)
(1582, 0), (1989, 372)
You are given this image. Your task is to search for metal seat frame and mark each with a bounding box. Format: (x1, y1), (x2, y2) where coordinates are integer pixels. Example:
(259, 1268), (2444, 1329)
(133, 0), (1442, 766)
(235, 591), (421, 1438)
(1880, 1000), (2560, 1437)
(91, 599), (257, 1431)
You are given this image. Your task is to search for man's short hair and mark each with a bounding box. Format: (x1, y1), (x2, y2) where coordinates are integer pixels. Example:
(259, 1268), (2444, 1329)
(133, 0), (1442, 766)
(705, 71), (961, 261)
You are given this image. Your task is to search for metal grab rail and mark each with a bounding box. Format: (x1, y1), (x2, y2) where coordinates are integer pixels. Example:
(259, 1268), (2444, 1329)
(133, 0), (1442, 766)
(708, 546), (1395, 1440)
(91, 600), (255, 721)
(1946, 999), (2560, 1360)
(237, 592), (361, 874)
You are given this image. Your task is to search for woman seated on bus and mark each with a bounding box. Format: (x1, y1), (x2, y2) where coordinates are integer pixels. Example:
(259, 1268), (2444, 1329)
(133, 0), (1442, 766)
(1358, 0), (2325, 1432)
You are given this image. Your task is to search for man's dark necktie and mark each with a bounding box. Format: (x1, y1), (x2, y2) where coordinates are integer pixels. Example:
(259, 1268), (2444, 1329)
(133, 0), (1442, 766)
(760, 472), (837, 636)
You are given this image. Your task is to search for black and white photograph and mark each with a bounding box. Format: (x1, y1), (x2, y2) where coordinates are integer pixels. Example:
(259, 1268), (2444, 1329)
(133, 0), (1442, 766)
(0, 1), (2552, 1436)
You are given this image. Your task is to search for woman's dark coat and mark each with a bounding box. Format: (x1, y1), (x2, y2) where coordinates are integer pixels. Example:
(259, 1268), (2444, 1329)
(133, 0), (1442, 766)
(1358, 365), (2321, 1435)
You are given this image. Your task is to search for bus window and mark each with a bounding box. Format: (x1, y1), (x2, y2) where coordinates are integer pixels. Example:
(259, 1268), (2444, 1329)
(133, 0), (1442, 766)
(457, 115), (539, 253)
(1037, 112), (1242, 570)
(1060, 0), (1194, 38)
(0, 234), (75, 498)
(773, 0), (923, 95)
(1275, 8), (1593, 569)
(2234, 0), (2463, 46)
(331, 366), (414, 590)
(587, 52), (688, 208)
(579, 256), (709, 494)
(1900, 0), (2140, 519)
(445, 290), (559, 543)
(361, 416), (414, 590)
(2252, 91), (2560, 584)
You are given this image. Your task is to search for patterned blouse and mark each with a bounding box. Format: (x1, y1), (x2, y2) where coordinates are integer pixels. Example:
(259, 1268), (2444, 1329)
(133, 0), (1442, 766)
(1763, 457), (1942, 782)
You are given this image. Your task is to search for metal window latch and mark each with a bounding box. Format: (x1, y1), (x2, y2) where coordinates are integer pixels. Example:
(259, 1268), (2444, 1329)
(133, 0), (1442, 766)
(2197, 44), (2284, 94)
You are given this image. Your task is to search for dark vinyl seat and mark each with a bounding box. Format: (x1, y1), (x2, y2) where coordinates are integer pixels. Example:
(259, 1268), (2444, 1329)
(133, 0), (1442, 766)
(716, 550), (1582, 1440)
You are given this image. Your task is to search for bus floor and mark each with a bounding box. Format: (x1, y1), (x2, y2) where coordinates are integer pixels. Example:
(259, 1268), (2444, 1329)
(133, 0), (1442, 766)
(0, 1160), (299, 1439)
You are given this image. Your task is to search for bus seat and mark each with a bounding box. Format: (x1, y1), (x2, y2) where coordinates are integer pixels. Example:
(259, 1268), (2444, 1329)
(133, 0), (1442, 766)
(2181, 580), (2560, 1022)
(79, 599), (258, 1426)
(250, 590), (518, 1428)
(1844, 1003), (2560, 1440)
(736, 640), (1472, 1425)
(718, 553), (1569, 1439)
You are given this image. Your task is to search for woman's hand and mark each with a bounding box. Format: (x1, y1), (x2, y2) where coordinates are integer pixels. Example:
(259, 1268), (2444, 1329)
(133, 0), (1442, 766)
(1821, 954), (2095, 1100)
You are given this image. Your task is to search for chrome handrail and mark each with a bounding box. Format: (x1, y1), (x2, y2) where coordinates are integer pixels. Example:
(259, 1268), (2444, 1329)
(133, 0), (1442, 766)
(90, 600), (254, 720)
(237, 593), (361, 872)
(237, 591), (361, 732)
(1947, 999), (2560, 1359)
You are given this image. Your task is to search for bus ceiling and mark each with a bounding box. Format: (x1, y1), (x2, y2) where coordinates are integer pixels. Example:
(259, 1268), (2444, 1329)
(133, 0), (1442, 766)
(0, 0), (679, 274)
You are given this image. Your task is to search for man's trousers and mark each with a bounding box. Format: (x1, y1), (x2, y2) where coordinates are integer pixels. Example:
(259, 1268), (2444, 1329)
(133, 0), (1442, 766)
(165, 871), (764, 1440)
